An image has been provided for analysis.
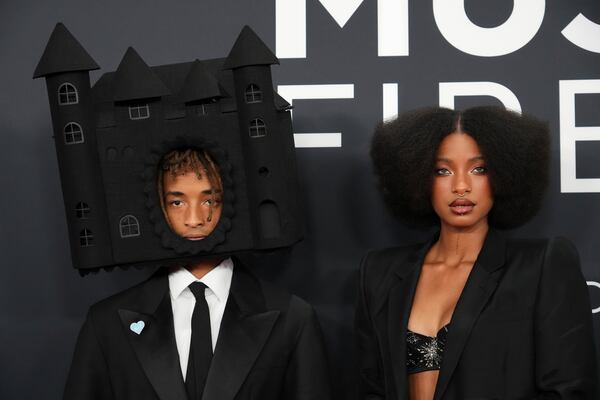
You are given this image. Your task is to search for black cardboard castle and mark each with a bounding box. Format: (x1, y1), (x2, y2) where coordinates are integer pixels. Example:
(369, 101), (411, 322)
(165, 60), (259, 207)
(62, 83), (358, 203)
(34, 23), (302, 272)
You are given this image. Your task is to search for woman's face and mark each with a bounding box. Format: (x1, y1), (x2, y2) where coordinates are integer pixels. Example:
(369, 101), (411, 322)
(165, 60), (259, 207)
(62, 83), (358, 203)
(431, 132), (493, 230)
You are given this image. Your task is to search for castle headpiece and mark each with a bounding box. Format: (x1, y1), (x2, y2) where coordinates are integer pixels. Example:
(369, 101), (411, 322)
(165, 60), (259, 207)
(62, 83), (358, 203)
(34, 23), (302, 273)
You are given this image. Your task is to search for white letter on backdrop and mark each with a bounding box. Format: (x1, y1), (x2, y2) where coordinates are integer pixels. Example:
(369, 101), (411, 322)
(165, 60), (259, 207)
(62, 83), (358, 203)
(562, 14), (600, 54)
(438, 82), (521, 112)
(276, 0), (408, 58)
(432, 0), (545, 57)
(382, 83), (399, 121)
(559, 80), (600, 193)
(277, 84), (355, 148)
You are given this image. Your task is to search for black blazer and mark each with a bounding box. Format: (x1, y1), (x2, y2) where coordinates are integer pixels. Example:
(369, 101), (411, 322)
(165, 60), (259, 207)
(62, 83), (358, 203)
(64, 261), (331, 400)
(356, 230), (597, 399)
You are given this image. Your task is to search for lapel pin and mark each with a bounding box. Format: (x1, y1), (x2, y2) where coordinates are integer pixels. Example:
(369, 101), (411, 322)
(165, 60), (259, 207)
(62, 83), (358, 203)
(130, 320), (145, 335)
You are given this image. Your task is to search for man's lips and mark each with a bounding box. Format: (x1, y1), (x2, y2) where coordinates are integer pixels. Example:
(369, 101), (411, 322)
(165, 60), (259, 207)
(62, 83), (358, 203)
(449, 198), (475, 215)
(185, 235), (206, 241)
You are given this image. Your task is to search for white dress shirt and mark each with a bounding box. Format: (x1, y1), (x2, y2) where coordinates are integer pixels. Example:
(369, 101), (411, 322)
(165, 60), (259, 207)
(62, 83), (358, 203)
(168, 258), (234, 379)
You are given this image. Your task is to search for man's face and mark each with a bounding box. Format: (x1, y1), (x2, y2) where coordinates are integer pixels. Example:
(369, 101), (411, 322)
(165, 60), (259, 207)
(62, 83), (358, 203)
(162, 171), (222, 240)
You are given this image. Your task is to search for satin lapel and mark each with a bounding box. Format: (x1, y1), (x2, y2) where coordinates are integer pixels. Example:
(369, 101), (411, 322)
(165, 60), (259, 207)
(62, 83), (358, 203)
(118, 272), (188, 400)
(202, 264), (279, 400)
(434, 230), (506, 400)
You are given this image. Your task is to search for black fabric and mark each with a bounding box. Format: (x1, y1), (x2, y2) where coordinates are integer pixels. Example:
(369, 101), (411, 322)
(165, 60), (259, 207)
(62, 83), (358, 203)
(406, 325), (449, 374)
(63, 261), (332, 400)
(185, 282), (212, 400)
(355, 230), (597, 399)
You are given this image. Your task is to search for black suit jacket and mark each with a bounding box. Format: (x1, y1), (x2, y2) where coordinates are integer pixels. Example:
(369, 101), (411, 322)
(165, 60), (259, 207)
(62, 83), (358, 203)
(356, 230), (597, 399)
(64, 261), (331, 400)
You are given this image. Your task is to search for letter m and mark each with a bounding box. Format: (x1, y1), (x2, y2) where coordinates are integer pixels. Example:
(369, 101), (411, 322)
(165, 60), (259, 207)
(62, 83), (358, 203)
(276, 0), (408, 58)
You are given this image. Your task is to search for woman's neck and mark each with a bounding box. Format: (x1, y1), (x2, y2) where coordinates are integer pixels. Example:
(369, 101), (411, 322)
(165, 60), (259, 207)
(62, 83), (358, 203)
(428, 222), (489, 268)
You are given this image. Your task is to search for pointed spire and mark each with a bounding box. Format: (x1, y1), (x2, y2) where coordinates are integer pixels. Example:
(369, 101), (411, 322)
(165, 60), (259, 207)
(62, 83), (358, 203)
(113, 47), (170, 102)
(33, 23), (99, 78)
(181, 60), (228, 103)
(223, 26), (279, 70)
(274, 92), (292, 110)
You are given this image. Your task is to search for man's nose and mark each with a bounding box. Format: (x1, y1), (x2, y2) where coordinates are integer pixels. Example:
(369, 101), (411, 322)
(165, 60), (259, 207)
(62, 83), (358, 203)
(184, 204), (205, 227)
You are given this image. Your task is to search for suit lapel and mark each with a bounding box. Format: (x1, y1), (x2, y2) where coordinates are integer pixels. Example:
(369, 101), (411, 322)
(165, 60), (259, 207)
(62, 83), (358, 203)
(434, 230), (506, 400)
(373, 240), (433, 400)
(118, 270), (188, 400)
(202, 263), (279, 400)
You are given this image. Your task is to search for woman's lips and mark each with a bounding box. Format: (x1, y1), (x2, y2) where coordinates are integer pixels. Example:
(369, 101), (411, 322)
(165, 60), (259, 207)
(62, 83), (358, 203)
(449, 198), (475, 215)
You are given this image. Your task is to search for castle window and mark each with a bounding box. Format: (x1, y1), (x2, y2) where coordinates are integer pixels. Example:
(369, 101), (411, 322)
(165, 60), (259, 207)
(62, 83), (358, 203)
(79, 229), (94, 247)
(197, 104), (208, 116)
(245, 84), (262, 103)
(119, 215), (140, 238)
(58, 83), (78, 105)
(129, 104), (150, 120)
(249, 118), (267, 138)
(64, 122), (84, 144)
(75, 202), (91, 219)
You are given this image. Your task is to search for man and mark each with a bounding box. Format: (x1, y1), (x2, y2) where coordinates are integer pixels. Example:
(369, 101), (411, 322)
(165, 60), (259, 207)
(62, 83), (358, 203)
(64, 148), (331, 400)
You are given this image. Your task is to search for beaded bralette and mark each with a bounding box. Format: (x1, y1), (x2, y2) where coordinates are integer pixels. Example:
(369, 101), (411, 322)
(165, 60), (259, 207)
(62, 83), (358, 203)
(406, 324), (449, 374)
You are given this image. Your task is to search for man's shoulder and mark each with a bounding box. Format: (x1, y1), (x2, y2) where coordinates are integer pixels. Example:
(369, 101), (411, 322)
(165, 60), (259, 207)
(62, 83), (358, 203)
(234, 264), (314, 321)
(88, 269), (167, 317)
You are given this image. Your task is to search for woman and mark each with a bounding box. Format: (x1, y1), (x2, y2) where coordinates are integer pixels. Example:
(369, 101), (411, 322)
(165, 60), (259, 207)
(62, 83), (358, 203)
(356, 106), (597, 399)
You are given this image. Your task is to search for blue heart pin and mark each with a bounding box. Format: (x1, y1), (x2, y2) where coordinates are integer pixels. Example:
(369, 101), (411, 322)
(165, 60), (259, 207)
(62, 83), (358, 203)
(130, 320), (145, 335)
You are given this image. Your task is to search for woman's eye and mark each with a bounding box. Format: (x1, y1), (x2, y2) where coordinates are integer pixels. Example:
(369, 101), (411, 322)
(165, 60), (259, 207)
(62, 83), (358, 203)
(169, 200), (183, 207)
(472, 166), (487, 174)
(435, 168), (451, 176)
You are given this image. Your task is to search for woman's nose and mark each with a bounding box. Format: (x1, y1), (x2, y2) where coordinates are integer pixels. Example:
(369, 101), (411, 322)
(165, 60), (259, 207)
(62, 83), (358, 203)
(452, 171), (471, 195)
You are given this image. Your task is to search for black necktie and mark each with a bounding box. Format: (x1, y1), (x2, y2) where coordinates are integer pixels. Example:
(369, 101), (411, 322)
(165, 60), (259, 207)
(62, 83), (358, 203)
(185, 282), (213, 400)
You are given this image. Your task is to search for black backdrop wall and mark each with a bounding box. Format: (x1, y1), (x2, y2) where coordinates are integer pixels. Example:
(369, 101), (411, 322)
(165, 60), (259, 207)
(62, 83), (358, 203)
(1, 1), (599, 399)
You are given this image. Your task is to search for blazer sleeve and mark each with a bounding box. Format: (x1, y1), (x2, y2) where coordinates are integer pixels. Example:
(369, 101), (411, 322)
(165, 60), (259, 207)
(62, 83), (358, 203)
(533, 237), (598, 399)
(63, 309), (114, 400)
(355, 253), (386, 400)
(283, 299), (332, 400)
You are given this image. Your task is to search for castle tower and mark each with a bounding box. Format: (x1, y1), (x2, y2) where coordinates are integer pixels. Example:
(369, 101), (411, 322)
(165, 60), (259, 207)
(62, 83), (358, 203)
(181, 59), (228, 118)
(99, 47), (172, 263)
(223, 26), (301, 248)
(33, 23), (113, 269)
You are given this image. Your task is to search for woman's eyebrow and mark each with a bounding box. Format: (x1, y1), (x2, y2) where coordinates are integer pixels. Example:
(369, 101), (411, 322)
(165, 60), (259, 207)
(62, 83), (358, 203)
(435, 156), (484, 162)
(165, 191), (184, 196)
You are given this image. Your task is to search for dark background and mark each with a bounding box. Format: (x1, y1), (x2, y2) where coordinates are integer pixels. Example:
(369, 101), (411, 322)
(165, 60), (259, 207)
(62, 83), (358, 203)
(1, 1), (599, 398)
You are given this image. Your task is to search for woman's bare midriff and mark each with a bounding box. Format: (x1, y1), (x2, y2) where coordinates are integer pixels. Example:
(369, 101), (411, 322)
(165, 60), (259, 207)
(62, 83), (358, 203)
(408, 370), (439, 400)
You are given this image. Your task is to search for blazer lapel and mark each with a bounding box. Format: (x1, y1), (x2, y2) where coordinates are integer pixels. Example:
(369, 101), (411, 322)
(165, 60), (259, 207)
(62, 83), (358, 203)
(434, 230), (506, 400)
(374, 240), (434, 400)
(118, 270), (188, 400)
(202, 263), (279, 400)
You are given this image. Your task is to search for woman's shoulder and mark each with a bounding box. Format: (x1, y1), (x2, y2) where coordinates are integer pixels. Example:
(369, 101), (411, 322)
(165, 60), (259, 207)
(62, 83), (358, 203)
(505, 236), (579, 262)
(360, 242), (428, 285)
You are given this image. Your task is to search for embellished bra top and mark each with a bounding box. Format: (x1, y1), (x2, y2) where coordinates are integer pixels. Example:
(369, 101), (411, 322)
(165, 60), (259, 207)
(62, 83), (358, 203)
(406, 324), (449, 374)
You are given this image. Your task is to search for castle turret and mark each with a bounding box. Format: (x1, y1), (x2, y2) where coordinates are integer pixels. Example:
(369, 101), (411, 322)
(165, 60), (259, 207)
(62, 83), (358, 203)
(34, 23), (113, 269)
(224, 26), (301, 248)
(181, 59), (228, 117)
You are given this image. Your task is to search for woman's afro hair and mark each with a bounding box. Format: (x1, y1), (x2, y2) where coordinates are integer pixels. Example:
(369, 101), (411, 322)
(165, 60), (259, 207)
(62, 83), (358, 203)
(370, 106), (550, 229)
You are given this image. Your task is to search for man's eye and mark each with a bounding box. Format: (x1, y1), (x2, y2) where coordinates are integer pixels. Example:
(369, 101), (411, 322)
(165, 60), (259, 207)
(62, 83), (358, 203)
(435, 168), (451, 176)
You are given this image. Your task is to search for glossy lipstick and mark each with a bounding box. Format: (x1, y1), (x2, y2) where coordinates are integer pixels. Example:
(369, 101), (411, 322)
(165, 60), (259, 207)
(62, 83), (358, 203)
(449, 198), (475, 215)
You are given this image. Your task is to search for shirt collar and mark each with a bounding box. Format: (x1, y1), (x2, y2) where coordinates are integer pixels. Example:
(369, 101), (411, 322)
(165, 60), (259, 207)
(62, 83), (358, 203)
(168, 258), (234, 302)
